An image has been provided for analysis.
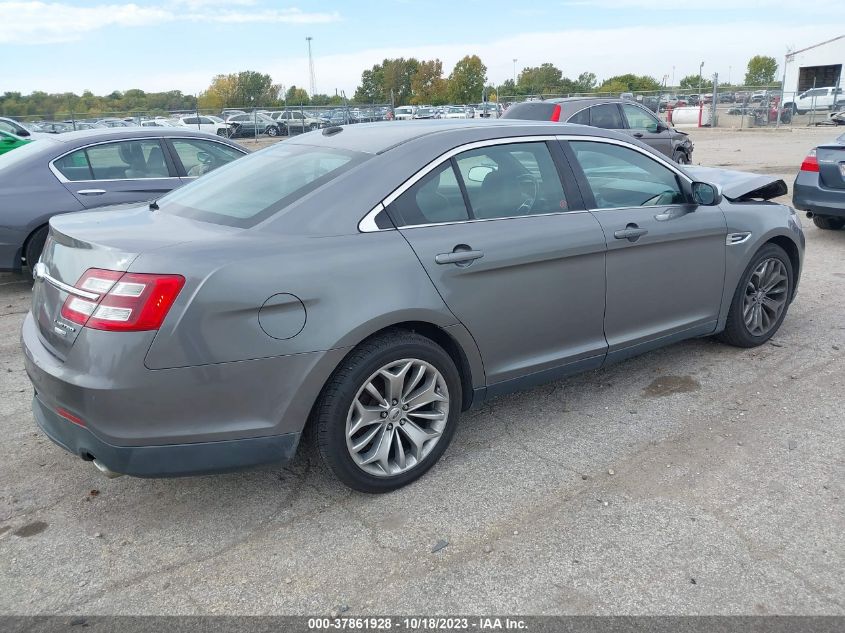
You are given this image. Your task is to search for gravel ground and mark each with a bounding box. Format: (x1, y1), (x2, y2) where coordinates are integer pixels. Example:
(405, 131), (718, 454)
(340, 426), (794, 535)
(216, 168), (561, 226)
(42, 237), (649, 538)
(0, 127), (843, 616)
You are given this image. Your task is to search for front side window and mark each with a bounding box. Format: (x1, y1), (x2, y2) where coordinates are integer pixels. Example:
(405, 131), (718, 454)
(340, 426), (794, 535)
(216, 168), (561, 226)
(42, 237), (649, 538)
(159, 144), (365, 227)
(453, 142), (568, 220)
(171, 139), (244, 177)
(570, 140), (685, 209)
(588, 104), (624, 129)
(623, 104), (660, 132)
(54, 140), (171, 181)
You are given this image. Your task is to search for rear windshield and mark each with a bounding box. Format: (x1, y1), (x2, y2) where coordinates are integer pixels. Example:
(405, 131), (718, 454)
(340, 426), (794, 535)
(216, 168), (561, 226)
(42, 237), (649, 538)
(158, 142), (367, 227)
(502, 102), (559, 121)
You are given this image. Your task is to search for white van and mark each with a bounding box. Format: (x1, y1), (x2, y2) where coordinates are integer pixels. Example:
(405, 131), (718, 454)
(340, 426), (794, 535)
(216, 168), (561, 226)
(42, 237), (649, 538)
(394, 106), (415, 120)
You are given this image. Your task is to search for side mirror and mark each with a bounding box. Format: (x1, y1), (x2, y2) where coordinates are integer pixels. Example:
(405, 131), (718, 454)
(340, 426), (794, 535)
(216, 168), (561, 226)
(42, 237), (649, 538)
(17, 130), (30, 137)
(655, 121), (668, 132)
(691, 181), (722, 206)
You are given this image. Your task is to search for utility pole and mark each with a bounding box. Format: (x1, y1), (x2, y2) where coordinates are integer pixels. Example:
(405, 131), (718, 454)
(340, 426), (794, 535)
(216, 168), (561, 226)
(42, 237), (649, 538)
(306, 36), (316, 97)
(699, 61), (704, 95)
(512, 58), (517, 86)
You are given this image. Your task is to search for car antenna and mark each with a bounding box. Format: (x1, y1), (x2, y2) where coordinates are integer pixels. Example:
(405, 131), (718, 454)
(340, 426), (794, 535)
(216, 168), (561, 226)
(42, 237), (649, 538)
(149, 200), (159, 211)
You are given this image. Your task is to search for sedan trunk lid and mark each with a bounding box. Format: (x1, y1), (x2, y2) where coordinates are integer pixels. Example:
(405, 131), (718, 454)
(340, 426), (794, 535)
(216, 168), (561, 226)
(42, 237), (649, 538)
(31, 205), (233, 360)
(816, 137), (845, 190)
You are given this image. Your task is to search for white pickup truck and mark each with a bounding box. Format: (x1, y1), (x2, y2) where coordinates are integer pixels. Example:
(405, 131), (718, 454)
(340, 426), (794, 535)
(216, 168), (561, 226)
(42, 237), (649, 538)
(784, 87), (843, 114)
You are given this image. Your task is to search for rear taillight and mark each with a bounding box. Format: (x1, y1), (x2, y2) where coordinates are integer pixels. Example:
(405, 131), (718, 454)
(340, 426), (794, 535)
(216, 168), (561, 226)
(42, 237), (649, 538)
(550, 104), (562, 122)
(800, 149), (819, 172)
(60, 268), (185, 332)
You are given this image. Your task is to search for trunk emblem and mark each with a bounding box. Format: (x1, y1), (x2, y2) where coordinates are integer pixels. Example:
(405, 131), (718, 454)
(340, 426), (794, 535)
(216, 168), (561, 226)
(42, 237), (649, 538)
(53, 320), (77, 336)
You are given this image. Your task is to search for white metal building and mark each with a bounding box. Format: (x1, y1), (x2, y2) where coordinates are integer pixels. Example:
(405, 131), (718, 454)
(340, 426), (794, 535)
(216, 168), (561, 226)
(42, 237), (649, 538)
(782, 35), (844, 93)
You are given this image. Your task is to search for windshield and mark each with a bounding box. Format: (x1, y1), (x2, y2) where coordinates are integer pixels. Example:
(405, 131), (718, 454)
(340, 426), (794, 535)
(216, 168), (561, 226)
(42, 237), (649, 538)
(0, 138), (54, 171)
(158, 143), (367, 228)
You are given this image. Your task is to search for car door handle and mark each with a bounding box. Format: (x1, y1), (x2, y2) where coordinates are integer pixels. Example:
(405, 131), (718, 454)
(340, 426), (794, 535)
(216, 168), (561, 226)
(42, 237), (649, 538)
(76, 189), (106, 196)
(632, 132), (644, 138)
(435, 249), (484, 265)
(614, 224), (649, 242)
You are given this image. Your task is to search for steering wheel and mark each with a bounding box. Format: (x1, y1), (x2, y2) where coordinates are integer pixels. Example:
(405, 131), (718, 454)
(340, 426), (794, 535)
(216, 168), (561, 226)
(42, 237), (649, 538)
(641, 190), (677, 206)
(515, 173), (539, 214)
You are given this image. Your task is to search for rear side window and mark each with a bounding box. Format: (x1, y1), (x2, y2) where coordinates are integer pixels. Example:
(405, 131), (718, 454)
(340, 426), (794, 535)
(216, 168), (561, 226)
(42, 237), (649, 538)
(501, 101), (560, 121)
(54, 140), (171, 181)
(567, 108), (590, 125)
(588, 104), (624, 129)
(159, 144), (366, 228)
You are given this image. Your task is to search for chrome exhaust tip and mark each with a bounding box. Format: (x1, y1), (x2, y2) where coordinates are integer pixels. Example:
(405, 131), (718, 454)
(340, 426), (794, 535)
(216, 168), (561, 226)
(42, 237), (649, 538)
(93, 459), (123, 479)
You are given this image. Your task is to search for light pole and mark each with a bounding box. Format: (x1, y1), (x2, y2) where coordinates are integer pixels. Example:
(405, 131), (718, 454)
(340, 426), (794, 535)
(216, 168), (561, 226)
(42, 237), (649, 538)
(728, 65), (732, 85)
(512, 58), (517, 87)
(306, 36), (316, 97)
(699, 61), (704, 95)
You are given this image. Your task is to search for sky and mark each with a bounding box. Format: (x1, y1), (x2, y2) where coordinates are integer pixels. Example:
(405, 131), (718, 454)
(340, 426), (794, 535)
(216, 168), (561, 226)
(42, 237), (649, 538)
(0, 0), (842, 97)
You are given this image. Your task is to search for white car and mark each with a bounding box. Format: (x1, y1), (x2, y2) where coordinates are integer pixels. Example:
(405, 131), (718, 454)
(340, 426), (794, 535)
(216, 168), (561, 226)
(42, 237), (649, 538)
(473, 103), (501, 119)
(784, 87), (843, 115)
(177, 115), (233, 137)
(443, 106), (470, 119)
(140, 119), (179, 127)
(394, 106), (415, 120)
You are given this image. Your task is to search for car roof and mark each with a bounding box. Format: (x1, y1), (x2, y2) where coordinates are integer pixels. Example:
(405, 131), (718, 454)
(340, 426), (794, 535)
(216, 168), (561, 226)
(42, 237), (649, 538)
(46, 127), (225, 144)
(283, 119), (633, 154)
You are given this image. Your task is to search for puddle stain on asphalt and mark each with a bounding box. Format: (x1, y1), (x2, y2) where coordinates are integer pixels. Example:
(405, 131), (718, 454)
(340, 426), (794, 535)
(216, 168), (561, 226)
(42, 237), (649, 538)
(643, 375), (701, 398)
(12, 521), (48, 537)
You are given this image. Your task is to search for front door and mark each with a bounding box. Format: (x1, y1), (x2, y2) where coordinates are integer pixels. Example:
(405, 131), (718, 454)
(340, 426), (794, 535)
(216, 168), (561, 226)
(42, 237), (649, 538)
(389, 140), (608, 388)
(565, 139), (727, 357)
(621, 103), (674, 158)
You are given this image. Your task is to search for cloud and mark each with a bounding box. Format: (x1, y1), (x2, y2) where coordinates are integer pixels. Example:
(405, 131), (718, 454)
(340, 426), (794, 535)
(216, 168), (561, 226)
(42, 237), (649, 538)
(3, 22), (841, 96)
(0, 1), (341, 43)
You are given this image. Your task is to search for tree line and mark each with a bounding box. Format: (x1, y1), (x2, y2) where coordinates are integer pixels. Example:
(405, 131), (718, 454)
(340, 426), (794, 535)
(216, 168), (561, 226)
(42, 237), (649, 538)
(0, 55), (780, 118)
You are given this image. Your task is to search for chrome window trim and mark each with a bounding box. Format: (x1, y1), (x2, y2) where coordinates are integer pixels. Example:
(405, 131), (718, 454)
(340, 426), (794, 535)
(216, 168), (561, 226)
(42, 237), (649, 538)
(357, 134), (693, 232)
(48, 136), (245, 184)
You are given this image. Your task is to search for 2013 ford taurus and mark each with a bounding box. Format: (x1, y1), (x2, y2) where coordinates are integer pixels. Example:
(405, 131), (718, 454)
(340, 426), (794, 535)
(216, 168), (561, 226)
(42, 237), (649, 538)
(22, 120), (804, 492)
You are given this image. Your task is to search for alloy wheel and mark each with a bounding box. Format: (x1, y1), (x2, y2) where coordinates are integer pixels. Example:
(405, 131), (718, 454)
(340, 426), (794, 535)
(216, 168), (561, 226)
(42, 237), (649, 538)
(742, 258), (789, 336)
(345, 358), (449, 477)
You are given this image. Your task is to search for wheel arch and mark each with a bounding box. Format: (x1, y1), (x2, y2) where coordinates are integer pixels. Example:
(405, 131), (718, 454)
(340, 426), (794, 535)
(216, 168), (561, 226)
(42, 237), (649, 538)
(764, 234), (801, 300)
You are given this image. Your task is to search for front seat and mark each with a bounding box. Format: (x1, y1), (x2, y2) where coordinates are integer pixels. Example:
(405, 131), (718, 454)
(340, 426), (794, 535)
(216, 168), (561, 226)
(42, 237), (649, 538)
(475, 164), (524, 219)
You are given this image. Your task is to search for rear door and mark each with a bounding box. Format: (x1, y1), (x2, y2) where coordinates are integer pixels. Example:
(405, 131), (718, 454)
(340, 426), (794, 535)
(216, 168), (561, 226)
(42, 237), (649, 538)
(621, 103), (673, 158)
(390, 139), (608, 388)
(564, 138), (727, 358)
(52, 138), (180, 208)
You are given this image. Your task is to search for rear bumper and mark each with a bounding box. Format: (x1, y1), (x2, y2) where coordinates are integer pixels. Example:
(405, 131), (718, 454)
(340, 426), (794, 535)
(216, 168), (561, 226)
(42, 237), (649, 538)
(793, 178), (845, 218)
(32, 395), (299, 477)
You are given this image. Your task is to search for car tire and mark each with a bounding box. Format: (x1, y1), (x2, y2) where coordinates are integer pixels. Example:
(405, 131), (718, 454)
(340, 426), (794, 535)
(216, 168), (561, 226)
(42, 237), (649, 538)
(315, 330), (462, 493)
(24, 225), (49, 275)
(797, 109), (807, 116)
(717, 243), (794, 348)
(673, 151), (690, 165)
(309, 123), (319, 131)
(217, 128), (231, 138)
(267, 126), (279, 137)
(812, 215), (845, 230)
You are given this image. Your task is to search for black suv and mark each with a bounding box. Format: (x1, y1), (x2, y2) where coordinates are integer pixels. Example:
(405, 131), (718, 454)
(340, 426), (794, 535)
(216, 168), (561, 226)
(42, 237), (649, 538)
(502, 97), (694, 164)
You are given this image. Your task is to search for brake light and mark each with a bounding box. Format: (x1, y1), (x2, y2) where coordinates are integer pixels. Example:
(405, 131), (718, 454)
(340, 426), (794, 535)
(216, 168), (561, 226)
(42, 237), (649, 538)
(800, 149), (819, 172)
(60, 268), (185, 332)
(550, 104), (562, 122)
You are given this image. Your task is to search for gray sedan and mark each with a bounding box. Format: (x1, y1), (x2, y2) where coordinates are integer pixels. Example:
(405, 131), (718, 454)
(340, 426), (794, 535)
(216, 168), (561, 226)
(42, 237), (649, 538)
(793, 133), (845, 230)
(0, 128), (247, 272)
(22, 120), (804, 492)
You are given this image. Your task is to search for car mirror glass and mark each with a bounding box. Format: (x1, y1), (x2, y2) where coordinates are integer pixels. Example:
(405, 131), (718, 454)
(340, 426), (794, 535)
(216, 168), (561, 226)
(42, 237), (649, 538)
(691, 181), (721, 206)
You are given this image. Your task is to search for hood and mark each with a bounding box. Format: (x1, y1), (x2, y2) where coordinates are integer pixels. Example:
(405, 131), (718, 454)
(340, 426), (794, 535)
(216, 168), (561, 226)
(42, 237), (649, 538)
(684, 166), (787, 201)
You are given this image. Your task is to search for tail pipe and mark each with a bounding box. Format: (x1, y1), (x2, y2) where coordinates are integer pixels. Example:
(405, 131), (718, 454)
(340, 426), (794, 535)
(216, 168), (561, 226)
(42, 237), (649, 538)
(93, 459), (124, 479)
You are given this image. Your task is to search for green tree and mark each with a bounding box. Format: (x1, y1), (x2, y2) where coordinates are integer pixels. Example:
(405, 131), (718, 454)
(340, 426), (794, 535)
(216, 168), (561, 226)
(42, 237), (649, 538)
(679, 74), (713, 91)
(598, 73), (661, 93)
(382, 58), (420, 105)
(573, 72), (597, 93)
(411, 59), (448, 105)
(354, 65), (385, 103)
(518, 63), (564, 94)
(285, 86), (310, 105)
(449, 55), (487, 104)
(745, 55), (778, 87)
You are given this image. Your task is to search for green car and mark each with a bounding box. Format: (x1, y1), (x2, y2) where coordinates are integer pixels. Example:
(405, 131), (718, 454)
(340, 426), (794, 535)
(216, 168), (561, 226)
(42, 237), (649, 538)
(0, 129), (31, 155)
